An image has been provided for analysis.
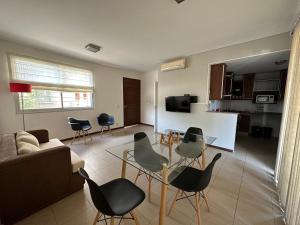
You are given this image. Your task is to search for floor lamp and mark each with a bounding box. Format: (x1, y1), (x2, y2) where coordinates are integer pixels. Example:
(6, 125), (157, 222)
(9, 82), (32, 131)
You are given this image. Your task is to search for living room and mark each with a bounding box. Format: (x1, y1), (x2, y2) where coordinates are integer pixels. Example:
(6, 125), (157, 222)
(1, 1), (300, 225)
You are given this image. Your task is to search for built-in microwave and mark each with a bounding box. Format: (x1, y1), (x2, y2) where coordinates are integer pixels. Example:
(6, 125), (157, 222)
(253, 91), (279, 104)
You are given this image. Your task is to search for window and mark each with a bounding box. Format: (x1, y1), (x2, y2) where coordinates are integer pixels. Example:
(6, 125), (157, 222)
(9, 55), (94, 112)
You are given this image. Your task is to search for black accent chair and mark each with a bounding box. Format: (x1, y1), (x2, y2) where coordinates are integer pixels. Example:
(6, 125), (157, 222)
(68, 117), (92, 144)
(134, 132), (169, 201)
(79, 168), (145, 225)
(97, 113), (115, 133)
(175, 127), (205, 168)
(168, 153), (222, 225)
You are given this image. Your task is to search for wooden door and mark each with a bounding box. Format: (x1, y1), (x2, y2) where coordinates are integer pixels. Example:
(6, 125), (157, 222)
(123, 77), (141, 127)
(243, 74), (254, 99)
(209, 63), (226, 100)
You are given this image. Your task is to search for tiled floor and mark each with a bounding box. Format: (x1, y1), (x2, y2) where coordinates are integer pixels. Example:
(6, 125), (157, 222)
(15, 125), (284, 225)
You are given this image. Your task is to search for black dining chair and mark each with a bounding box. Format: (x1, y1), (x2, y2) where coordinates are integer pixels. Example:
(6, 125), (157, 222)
(97, 113), (115, 134)
(68, 117), (92, 144)
(175, 127), (205, 168)
(168, 153), (222, 225)
(134, 132), (169, 201)
(79, 168), (145, 225)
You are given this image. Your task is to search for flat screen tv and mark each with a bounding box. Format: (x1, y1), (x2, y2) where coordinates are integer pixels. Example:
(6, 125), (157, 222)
(166, 96), (191, 113)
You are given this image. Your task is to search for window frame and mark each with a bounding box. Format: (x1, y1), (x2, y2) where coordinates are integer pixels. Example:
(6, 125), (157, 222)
(8, 53), (95, 113)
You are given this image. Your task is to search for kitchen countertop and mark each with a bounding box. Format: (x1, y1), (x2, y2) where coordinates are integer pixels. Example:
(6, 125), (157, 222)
(207, 110), (282, 115)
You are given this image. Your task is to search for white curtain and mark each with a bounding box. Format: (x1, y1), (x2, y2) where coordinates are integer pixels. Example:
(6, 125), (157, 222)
(275, 20), (300, 225)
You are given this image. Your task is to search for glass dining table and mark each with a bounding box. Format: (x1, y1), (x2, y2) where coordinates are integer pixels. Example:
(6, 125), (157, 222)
(106, 132), (216, 225)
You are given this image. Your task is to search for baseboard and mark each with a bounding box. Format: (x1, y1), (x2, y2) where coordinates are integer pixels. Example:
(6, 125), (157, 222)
(139, 123), (154, 127)
(60, 126), (124, 142)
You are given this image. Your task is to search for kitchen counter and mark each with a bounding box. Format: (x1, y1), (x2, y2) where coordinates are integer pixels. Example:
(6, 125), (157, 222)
(207, 110), (282, 115)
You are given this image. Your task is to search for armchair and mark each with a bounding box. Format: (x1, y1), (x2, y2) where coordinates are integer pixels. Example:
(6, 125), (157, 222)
(68, 117), (92, 144)
(97, 113), (115, 133)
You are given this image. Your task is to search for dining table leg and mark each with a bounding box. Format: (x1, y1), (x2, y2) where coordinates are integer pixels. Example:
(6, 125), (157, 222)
(201, 149), (206, 169)
(159, 164), (168, 225)
(121, 150), (128, 178)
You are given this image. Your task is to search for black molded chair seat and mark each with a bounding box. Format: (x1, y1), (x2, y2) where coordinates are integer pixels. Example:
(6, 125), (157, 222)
(167, 153), (222, 225)
(79, 168), (145, 225)
(100, 178), (145, 216)
(81, 125), (92, 131)
(169, 166), (204, 192)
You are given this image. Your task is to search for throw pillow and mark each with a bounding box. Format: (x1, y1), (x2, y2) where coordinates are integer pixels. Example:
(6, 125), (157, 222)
(17, 141), (40, 155)
(16, 131), (39, 147)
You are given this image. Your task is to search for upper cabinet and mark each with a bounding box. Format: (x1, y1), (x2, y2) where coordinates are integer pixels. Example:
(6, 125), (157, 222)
(209, 63), (228, 100)
(243, 74), (255, 99)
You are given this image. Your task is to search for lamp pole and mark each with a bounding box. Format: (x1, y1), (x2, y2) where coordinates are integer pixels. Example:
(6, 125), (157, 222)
(21, 92), (26, 131)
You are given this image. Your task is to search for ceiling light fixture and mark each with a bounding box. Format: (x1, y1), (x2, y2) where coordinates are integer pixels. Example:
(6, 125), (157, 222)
(175, 0), (185, 4)
(274, 60), (288, 66)
(85, 43), (101, 53)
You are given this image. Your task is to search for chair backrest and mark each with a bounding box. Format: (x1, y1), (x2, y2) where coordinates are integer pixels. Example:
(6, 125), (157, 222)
(68, 117), (81, 131)
(195, 153), (222, 191)
(98, 113), (109, 122)
(133, 132), (169, 172)
(133, 132), (154, 162)
(183, 127), (203, 143)
(78, 168), (114, 216)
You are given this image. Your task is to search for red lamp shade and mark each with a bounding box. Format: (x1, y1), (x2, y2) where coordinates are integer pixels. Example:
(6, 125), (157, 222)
(9, 83), (32, 93)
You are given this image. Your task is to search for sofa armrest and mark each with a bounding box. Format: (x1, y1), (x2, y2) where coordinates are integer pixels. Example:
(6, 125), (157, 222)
(27, 129), (49, 144)
(0, 146), (72, 224)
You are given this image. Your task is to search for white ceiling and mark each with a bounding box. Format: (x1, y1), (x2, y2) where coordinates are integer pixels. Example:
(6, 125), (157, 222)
(226, 50), (290, 74)
(0, 0), (299, 72)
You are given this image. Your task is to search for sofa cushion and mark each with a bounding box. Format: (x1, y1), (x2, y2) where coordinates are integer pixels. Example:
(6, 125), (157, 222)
(70, 151), (85, 173)
(0, 134), (17, 162)
(39, 138), (64, 150)
(17, 142), (40, 155)
(39, 138), (84, 173)
(16, 131), (39, 147)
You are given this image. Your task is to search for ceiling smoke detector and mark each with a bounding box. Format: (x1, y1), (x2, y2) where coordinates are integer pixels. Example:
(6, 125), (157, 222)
(85, 43), (101, 53)
(274, 59), (288, 66)
(175, 0), (185, 3)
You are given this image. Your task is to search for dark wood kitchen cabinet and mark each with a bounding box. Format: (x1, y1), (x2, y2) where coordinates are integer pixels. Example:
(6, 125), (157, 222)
(209, 63), (227, 100)
(243, 74), (254, 99)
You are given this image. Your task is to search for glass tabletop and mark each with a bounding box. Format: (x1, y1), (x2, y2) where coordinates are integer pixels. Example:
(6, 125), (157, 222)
(106, 133), (216, 184)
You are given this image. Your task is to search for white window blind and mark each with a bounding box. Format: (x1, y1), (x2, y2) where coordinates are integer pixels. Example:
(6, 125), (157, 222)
(9, 55), (94, 111)
(10, 55), (94, 92)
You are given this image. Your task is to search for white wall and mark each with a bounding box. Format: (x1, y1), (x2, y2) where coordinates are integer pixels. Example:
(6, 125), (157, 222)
(157, 33), (291, 150)
(140, 70), (158, 125)
(0, 39), (141, 139)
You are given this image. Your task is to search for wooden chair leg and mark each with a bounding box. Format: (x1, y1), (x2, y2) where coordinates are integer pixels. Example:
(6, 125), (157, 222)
(110, 217), (114, 225)
(84, 130), (87, 144)
(93, 211), (101, 225)
(168, 189), (180, 215)
(202, 191), (210, 212)
(130, 211), (140, 225)
(160, 133), (164, 144)
(197, 158), (202, 169)
(134, 169), (141, 183)
(71, 131), (77, 145)
(201, 151), (206, 169)
(195, 192), (202, 225)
